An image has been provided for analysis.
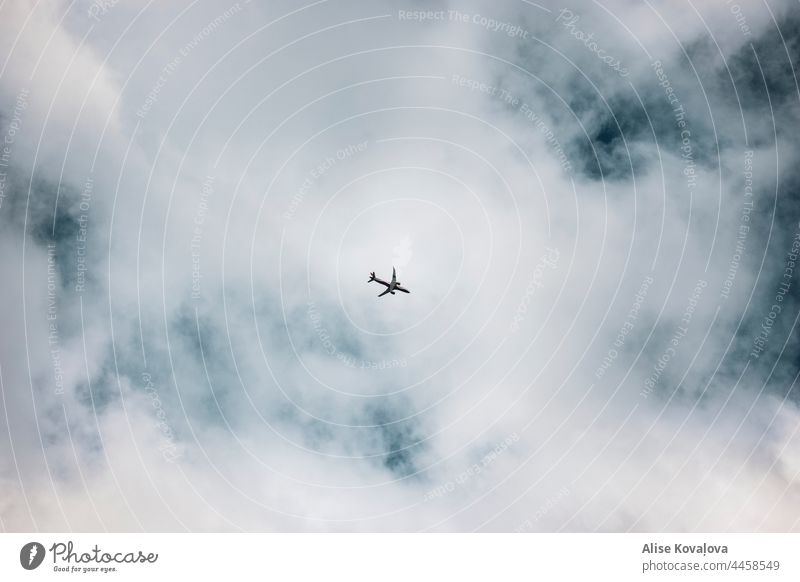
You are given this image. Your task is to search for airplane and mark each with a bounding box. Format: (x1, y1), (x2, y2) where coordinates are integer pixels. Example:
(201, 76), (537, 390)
(368, 267), (410, 297)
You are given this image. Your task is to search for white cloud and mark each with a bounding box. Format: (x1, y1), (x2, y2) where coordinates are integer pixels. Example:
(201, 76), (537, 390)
(2, 0), (800, 532)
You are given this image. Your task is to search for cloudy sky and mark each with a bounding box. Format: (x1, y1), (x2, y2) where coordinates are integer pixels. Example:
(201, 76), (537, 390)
(1, 0), (799, 532)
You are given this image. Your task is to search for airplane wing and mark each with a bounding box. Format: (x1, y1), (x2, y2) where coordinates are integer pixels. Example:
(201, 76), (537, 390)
(378, 288), (391, 297)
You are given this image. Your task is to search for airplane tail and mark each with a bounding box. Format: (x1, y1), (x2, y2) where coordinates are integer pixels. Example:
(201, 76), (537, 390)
(368, 272), (376, 282)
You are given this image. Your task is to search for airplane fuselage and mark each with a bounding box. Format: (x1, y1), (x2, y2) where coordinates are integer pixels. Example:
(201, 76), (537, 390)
(368, 267), (410, 297)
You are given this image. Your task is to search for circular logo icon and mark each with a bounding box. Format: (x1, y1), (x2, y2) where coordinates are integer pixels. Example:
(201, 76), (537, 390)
(20, 542), (46, 570)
